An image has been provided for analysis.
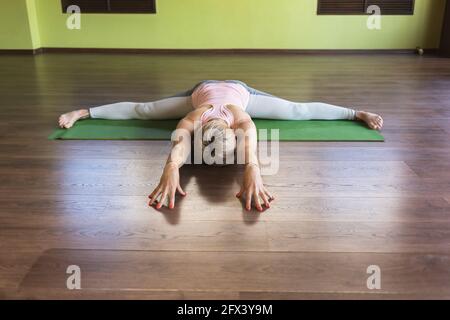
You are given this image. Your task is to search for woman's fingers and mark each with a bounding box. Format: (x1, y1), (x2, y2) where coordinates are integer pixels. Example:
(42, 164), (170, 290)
(177, 184), (186, 196)
(259, 192), (270, 208)
(264, 187), (275, 201)
(169, 190), (176, 209)
(245, 191), (252, 211)
(150, 184), (185, 209)
(156, 190), (168, 209)
(148, 184), (161, 199)
(242, 187), (272, 211)
(148, 191), (159, 203)
(253, 193), (263, 212)
(148, 190), (161, 206)
(148, 188), (162, 206)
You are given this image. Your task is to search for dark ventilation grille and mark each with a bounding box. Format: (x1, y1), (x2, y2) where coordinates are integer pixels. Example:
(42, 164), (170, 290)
(318, 0), (365, 14)
(318, 0), (414, 15)
(61, 0), (157, 14)
(366, 0), (415, 15)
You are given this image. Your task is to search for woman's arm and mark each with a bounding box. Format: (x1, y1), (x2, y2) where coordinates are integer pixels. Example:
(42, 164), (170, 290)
(148, 116), (195, 209)
(166, 117), (195, 168)
(234, 117), (274, 211)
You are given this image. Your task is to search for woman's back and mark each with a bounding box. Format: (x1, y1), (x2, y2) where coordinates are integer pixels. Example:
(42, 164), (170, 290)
(191, 81), (250, 127)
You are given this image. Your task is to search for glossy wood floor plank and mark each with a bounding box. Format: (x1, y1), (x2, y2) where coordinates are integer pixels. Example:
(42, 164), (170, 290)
(2, 221), (450, 253)
(1, 195), (448, 225)
(18, 249), (450, 297)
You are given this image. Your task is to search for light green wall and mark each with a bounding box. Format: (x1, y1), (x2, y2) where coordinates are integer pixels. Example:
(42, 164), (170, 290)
(0, 0), (447, 50)
(26, 0), (41, 49)
(0, 0), (34, 49)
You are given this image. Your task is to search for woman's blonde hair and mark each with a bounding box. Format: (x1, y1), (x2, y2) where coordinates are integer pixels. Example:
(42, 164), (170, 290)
(200, 119), (236, 165)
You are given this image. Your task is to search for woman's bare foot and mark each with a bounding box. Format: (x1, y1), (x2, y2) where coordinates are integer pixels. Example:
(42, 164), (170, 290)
(356, 111), (383, 130)
(58, 109), (89, 129)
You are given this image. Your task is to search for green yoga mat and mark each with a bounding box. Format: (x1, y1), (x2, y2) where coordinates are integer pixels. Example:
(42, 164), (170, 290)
(48, 119), (384, 141)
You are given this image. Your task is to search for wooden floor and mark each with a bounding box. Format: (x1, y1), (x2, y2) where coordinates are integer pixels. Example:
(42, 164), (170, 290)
(1, 53), (450, 299)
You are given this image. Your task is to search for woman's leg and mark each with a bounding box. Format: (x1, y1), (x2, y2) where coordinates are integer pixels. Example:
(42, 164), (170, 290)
(245, 87), (383, 129)
(246, 92), (355, 120)
(59, 92), (193, 128)
(89, 96), (192, 120)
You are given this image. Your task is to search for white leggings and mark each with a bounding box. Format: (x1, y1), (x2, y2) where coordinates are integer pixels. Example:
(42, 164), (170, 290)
(89, 81), (356, 121)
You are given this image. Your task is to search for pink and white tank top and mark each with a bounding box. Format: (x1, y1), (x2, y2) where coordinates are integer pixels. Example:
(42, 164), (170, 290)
(191, 82), (250, 127)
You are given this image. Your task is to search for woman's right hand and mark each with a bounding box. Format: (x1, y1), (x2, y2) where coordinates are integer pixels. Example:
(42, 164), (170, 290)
(236, 163), (274, 211)
(148, 162), (186, 209)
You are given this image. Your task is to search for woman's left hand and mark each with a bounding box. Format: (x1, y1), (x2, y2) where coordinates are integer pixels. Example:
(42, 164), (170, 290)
(148, 162), (185, 209)
(236, 164), (274, 211)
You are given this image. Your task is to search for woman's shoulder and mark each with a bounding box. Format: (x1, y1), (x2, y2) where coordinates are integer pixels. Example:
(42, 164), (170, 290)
(227, 104), (248, 115)
(227, 105), (251, 126)
(184, 106), (209, 121)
